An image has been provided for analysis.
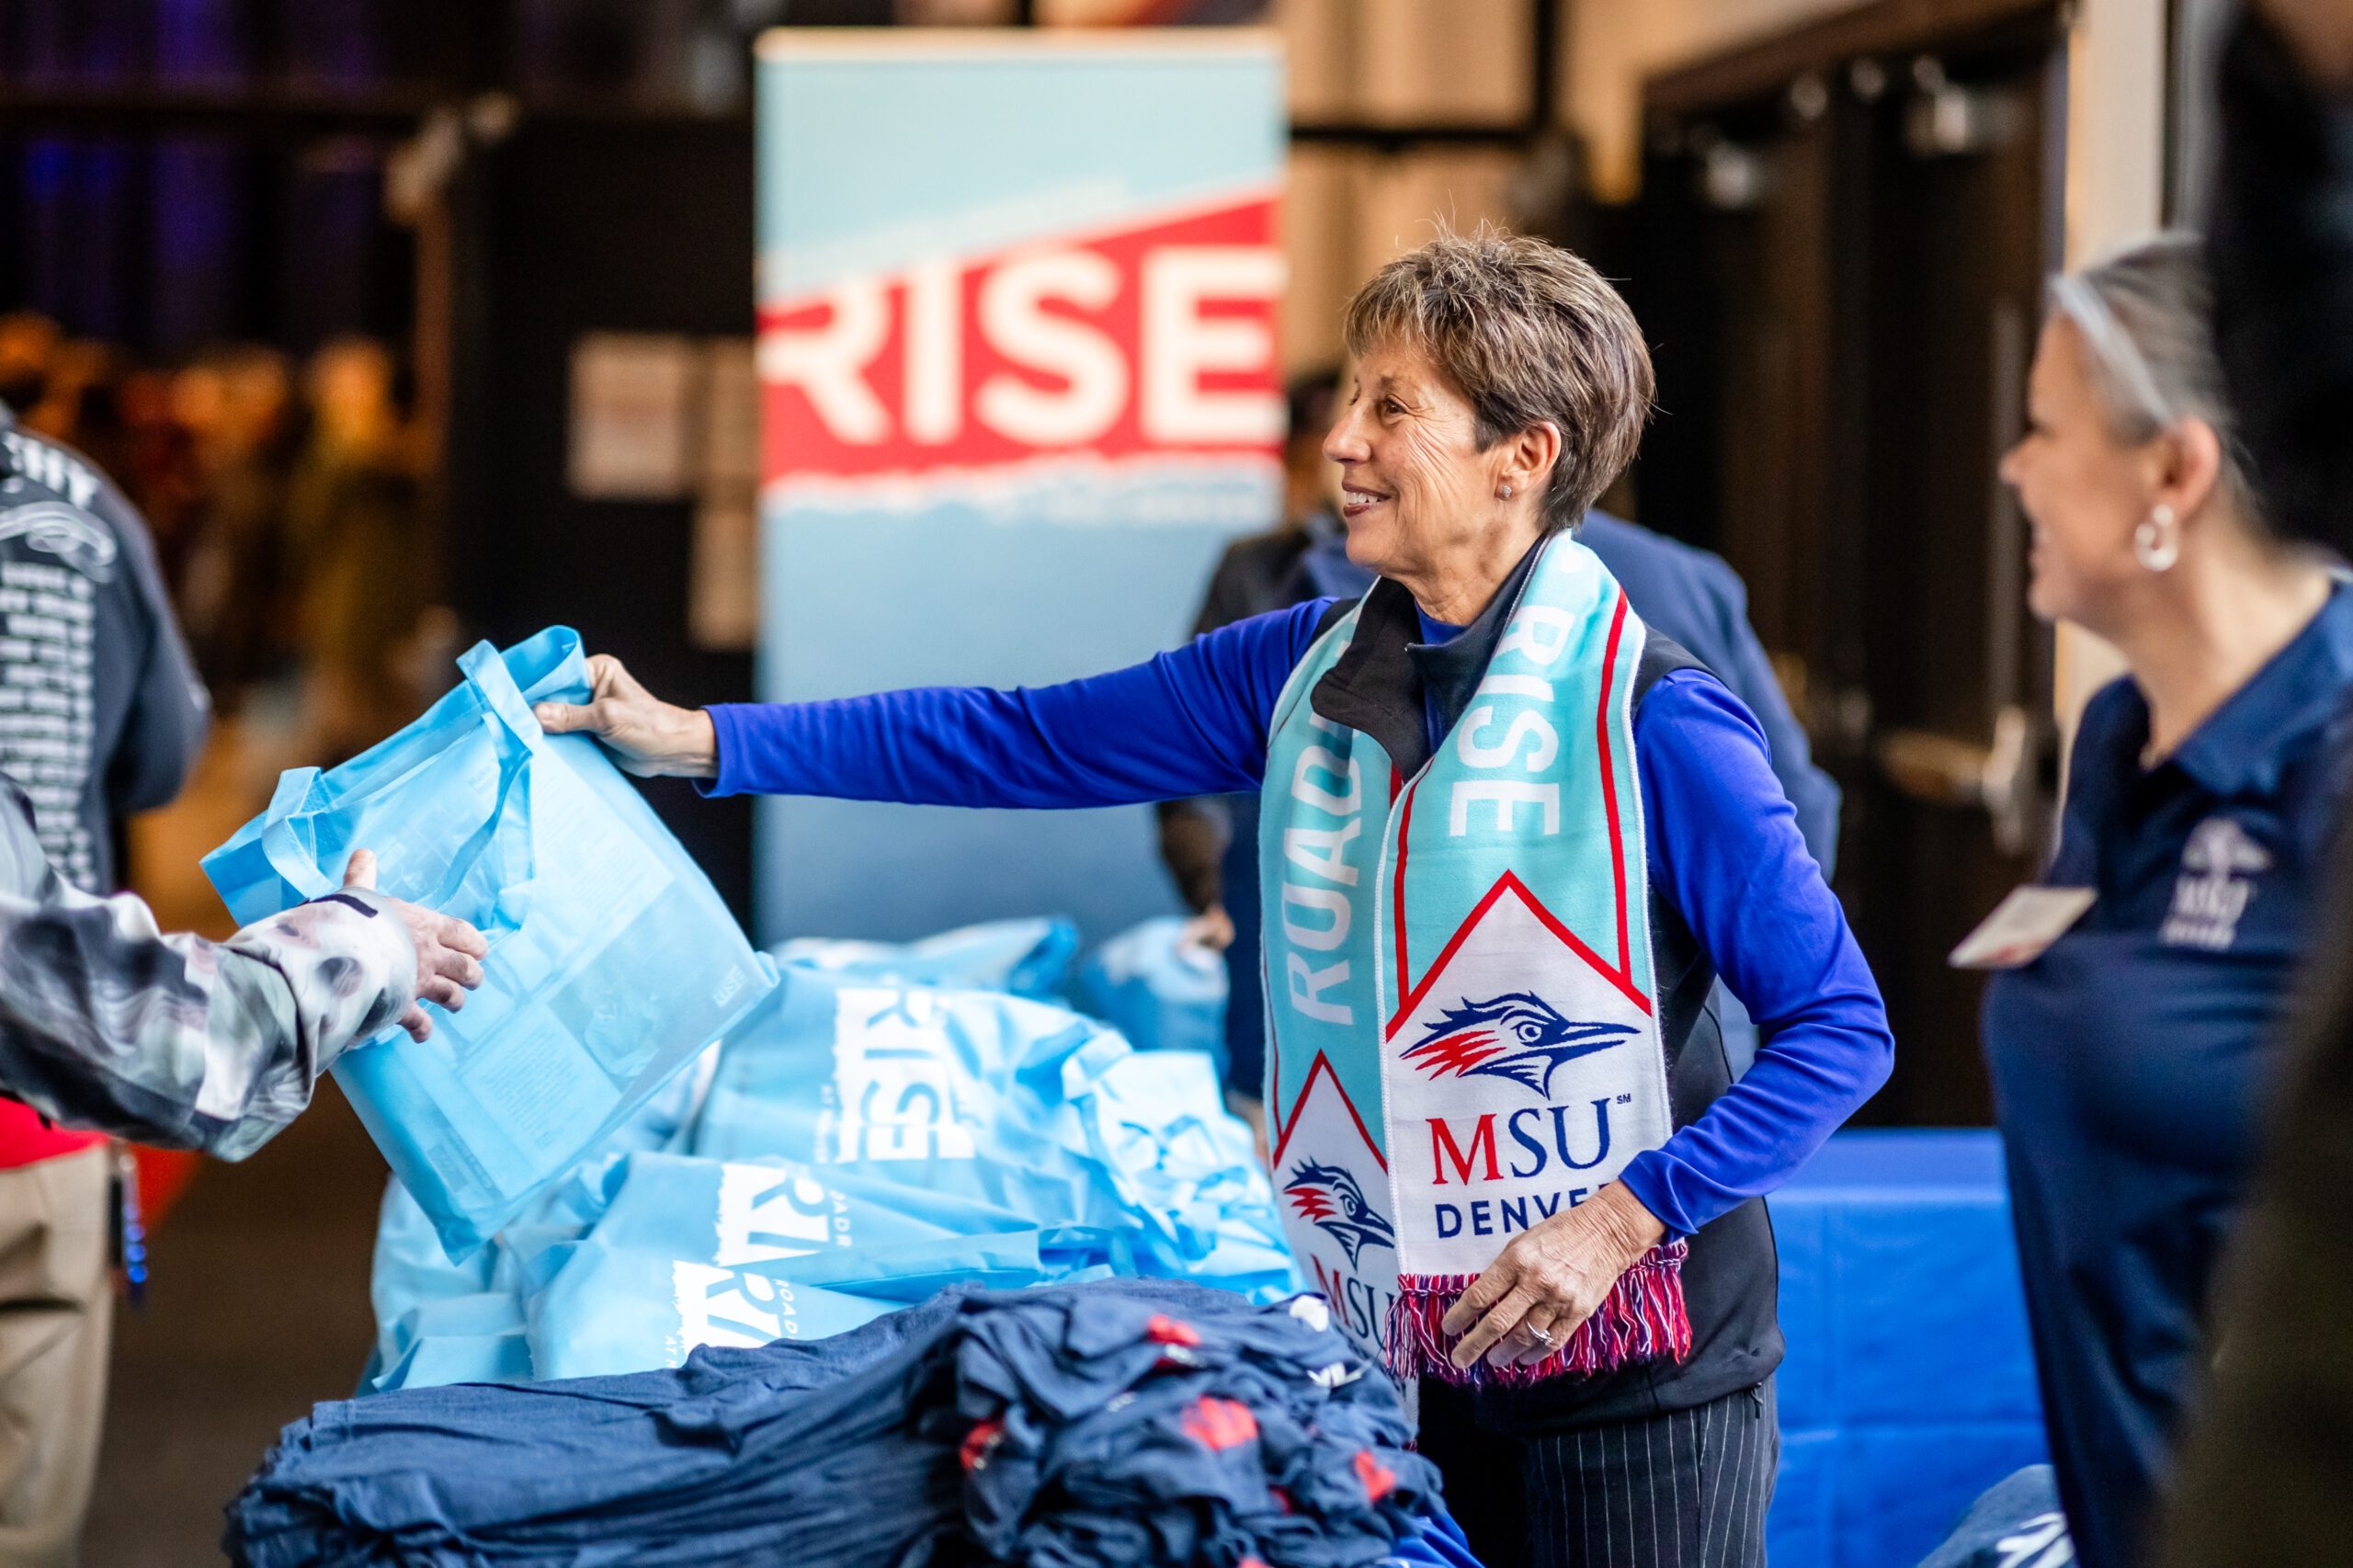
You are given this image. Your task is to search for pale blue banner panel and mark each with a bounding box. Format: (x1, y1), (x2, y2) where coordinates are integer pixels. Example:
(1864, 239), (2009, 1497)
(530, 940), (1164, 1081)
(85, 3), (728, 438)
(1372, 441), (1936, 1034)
(756, 31), (1286, 945)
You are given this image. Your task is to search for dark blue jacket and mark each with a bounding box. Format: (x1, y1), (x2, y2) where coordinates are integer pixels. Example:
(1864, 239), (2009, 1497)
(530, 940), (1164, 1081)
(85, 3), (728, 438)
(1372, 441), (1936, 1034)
(1578, 513), (1840, 874)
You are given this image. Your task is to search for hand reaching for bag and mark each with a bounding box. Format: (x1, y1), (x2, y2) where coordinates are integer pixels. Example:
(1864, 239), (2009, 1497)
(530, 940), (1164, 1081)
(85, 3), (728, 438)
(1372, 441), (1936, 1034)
(532, 654), (719, 779)
(342, 849), (488, 1043)
(1183, 905), (1236, 954)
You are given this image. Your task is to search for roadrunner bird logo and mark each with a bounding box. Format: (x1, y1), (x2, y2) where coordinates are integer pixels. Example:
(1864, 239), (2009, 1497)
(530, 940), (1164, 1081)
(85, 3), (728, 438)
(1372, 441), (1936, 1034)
(1282, 1161), (1396, 1265)
(1400, 993), (1638, 1098)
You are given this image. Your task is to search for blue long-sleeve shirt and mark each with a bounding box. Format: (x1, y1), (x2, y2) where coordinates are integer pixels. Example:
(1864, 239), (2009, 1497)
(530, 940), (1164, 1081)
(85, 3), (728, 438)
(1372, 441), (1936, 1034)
(702, 599), (1893, 1234)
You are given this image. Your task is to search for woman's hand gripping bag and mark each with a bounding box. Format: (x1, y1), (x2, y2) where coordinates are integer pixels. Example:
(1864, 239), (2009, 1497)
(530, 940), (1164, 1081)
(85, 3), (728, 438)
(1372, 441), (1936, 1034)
(202, 627), (776, 1259)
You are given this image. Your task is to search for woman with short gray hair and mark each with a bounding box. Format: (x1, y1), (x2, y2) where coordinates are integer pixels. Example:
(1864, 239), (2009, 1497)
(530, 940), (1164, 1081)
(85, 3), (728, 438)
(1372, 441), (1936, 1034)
(1982, 231), (2352, 1568)
(547, 225), (1896, 1567)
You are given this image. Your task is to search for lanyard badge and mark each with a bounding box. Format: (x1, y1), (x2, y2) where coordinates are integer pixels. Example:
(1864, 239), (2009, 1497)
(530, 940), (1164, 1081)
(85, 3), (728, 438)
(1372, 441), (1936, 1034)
(1950, 886), (2097, 970)
(108, 1145), (148, 1307)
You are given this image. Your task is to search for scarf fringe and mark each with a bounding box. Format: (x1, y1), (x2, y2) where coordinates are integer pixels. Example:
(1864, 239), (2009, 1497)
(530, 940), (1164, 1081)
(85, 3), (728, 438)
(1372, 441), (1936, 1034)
(1384, 1240), (1692, 1388)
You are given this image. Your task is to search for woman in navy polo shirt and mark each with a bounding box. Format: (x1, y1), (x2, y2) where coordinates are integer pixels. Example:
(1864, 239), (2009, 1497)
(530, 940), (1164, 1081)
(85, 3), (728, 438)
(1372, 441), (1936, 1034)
(1984, 233), (2353, 1568)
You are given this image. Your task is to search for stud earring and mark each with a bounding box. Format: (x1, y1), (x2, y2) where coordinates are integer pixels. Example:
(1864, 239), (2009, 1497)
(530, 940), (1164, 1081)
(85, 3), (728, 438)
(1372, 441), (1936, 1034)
(1498, 482), (1515, 499)
(2133, 504), (2179, 573)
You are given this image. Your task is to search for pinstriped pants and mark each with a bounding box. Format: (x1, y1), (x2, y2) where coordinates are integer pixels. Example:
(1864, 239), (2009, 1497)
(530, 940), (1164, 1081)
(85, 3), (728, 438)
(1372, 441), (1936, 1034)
(1417, 1379), (1778, 1568)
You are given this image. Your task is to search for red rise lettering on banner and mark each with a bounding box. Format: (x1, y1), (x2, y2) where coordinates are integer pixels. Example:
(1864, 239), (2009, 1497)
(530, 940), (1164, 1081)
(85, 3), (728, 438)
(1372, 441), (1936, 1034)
(758, 196), (1280, 483)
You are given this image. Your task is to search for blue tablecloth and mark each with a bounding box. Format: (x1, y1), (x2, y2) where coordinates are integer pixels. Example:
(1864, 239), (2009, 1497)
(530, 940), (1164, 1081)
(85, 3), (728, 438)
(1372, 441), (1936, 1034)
(1768, 1131), (2048, 1568)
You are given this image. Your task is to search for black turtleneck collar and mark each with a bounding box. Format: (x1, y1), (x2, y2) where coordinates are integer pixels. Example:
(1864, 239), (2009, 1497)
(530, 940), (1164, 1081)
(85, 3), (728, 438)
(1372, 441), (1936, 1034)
(1309, 534), (1550, 781)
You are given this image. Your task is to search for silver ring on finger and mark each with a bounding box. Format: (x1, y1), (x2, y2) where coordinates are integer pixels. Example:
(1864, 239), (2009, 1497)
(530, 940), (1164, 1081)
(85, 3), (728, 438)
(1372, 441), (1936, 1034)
(1526, 1321), (1556, 1347)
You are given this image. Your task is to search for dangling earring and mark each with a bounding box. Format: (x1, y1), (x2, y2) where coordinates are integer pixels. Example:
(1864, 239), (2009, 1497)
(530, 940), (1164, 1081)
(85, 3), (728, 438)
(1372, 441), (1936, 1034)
(2133, 504), (2179, 573)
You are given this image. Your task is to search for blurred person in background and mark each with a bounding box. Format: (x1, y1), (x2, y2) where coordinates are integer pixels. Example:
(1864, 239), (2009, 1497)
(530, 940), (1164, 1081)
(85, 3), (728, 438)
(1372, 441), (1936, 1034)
(285, 335), (428, 763)
(2158, 0), (2353, 1560)
(116, 362), (210, 593)
(0, 398), (194, 1562)
(1163, 373), (1846, 1132)
(18, 339), (133, 490)
(0, 328), (476, 1562)
(1563, 521), (1843, 1081)
(0, 801), (484, 1566)
(175, 345), (299, 711)
(1154, 369), (1375, 1131)
(546, 229), (1895, 1568)
(1977, 233), (2348, 1568)
(0, 402), (208, 919)
(0, 313), (61, 418)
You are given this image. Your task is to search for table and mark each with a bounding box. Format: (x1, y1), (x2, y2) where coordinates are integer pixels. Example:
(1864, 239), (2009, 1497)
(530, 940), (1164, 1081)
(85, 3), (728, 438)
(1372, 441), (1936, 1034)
(1768, 1130), (2049, 1568)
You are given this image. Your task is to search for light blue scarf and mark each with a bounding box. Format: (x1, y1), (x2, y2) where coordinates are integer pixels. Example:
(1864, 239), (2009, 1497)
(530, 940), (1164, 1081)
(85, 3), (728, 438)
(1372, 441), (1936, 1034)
(1258, 533), (1689, 1386)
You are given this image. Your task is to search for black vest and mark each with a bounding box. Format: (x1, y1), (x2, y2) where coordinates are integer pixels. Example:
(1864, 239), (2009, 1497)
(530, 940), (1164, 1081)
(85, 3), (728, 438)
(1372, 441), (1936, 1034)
(1306, 548), (1782, 1434)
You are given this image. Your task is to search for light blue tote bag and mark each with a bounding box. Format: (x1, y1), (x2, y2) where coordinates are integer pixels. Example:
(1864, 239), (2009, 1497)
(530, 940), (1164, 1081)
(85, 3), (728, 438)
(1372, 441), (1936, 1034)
(1075, 915), (1229, 1067)
(203, 626), (776, 1259)
(769, 915), (1081, 998)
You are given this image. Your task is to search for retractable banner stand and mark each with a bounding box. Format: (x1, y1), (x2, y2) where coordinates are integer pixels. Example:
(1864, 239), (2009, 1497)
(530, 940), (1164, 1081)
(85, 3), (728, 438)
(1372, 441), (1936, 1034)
(755, 30), (1285, 947)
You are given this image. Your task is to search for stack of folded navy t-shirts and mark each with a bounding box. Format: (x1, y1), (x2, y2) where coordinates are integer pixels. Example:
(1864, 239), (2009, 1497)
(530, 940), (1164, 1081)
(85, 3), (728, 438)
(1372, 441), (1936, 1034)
(227, 1279), (1461, 1568)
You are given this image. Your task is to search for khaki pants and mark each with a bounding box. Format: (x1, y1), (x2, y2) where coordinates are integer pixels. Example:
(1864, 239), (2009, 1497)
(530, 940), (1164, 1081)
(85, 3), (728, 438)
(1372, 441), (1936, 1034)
(0, 1150), (112, 1568)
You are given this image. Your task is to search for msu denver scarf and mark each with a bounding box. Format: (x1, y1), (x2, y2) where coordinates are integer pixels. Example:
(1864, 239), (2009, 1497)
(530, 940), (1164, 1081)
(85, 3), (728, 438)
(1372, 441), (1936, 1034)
(1258, 532), (1690, 1387)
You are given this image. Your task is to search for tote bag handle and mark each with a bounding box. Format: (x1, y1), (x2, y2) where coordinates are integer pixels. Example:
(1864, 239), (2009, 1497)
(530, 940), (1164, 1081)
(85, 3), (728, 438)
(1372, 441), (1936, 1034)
(255, 641), (548, 926)
(256, 768), (335, 902)
(459, 639), (551, 756)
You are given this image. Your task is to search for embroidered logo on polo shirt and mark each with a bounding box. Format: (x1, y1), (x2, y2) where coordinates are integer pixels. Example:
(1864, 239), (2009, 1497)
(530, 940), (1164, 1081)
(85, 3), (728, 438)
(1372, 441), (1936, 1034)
(2161, 817), (2271, 951)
